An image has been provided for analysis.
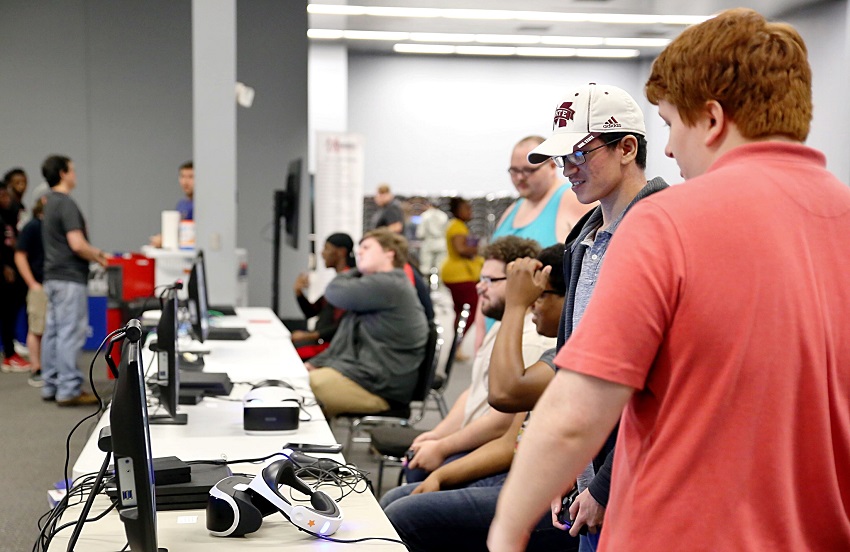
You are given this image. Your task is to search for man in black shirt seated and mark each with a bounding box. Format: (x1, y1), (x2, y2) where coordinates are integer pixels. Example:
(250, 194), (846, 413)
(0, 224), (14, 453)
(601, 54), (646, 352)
(291, 233), (356, 360)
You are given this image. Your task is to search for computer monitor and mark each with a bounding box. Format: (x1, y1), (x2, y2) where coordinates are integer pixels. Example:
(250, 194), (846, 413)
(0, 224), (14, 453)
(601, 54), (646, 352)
(279, 158), (302, 249)
(272, 158), (304, 314)
(187, 251), (210, 343)
(150, 287), (187, 425)
(110, 327), (160, 552)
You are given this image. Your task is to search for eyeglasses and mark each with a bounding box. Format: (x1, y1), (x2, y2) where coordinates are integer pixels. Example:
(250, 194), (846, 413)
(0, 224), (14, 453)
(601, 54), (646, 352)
(552, 137), (623, 168)
(479, 276), (507, 285)
(507, 163), (548, 179)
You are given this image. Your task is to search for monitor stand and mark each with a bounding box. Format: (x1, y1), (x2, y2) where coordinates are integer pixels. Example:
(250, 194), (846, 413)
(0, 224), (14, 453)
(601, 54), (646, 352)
(149, 412), (188, 425)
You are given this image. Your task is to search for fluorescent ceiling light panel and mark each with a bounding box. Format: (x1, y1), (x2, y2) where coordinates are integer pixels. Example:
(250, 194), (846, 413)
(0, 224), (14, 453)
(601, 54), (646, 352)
(342, 30), (410, 40)
(574, 48), (640, 58)
(308, 28), (344, 39)
(392, 43), (640, 59)
(394, 44), (455, 54)
(456, 45), (516, 56)
(308, 4), (712, 25)
(515, 47), (578, 57)
(309, 29), (665, 48)
(541, 36), (605, 46)
(409, 32), (476, 43)
(604, 37), (671, 47)
(475, 34), (540, 44)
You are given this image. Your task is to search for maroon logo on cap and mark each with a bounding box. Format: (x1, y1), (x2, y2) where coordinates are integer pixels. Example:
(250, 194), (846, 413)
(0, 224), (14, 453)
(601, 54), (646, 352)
(553, 102), (576, 128)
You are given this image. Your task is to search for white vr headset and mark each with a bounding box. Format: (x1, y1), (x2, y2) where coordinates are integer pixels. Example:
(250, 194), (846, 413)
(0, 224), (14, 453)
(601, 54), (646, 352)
(207, 454), (343, 538)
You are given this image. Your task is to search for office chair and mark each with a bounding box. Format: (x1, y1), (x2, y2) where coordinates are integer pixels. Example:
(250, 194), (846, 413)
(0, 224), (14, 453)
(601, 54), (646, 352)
(428, 302), (470, 417)
(336, 321), (443, 456)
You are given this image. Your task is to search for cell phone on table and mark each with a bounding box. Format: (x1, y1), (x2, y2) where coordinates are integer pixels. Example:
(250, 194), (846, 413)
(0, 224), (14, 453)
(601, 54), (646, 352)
(283, 442), (343, 454)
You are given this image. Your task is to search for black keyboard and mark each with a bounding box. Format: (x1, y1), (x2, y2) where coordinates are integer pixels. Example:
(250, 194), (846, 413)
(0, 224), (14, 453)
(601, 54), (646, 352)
(207, 326), (250, 341)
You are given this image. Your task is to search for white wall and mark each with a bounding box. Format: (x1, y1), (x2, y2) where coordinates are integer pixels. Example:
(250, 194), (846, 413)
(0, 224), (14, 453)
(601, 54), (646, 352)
(309, 43), (349, 174)
(346, 54), (679, 197)
(786, 0), (850, 184)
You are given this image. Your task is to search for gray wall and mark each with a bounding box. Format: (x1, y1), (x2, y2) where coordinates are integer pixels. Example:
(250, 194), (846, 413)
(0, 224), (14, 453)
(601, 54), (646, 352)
(237, 0), (309, 318)
(0, 0), (308, 316)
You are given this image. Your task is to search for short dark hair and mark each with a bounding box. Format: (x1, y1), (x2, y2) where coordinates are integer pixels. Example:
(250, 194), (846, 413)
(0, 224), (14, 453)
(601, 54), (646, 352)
(537, 244), (566, 295)
(483, 236), (541, 265)
(3, 168), (26, 187)
(449, 197), (468, 217)
(601, 132), (647, 169)
(179, 160), (193, 171)
(326, 232), (356, 268)
(42, 155), (71, 187)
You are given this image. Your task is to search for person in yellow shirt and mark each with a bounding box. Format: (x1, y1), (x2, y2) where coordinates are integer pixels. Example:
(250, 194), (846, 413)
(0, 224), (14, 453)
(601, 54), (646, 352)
(441, 197), (483, 338)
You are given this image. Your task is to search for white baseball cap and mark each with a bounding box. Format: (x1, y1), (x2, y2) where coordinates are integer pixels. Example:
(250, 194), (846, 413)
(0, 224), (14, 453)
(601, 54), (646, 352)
(528, 83), (646, 164)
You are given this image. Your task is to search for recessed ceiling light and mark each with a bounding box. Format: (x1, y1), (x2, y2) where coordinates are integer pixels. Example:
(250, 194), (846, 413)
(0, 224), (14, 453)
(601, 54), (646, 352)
(392, 43), (642, 59)
(394, 44), (456, 54)
(308, 4), (712, 26)
(310, 29), (670, 48)
(604, 37), (671, 47)
(409, 32), (476, 43)
(342, 30), (410, 41)
(574, 48), (640, 58)
(515, 47), (578, 57)
(456, 45), (516, 56)
(541, 36), (605, 46)
(475, 34), (541, 45)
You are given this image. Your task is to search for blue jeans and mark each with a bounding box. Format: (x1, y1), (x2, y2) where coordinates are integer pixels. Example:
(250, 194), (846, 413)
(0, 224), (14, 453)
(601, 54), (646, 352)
(42, 280), (87, 401)
(381, 472), (578, 552)
(580, 532), (601, 552)
(403, 451), (467, 484)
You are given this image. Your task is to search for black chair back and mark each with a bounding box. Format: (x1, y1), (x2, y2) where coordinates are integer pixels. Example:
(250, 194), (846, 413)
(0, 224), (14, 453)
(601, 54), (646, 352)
(434, 303), (470, 393)
(410, 321), (442, 403)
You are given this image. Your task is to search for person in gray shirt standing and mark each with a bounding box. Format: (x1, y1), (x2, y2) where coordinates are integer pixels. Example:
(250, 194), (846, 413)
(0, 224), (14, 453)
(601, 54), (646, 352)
(41, 155), (108, 407)
(307, 228), (428, 417)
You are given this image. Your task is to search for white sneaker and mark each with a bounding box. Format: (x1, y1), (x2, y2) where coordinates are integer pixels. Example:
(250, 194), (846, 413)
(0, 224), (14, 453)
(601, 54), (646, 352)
(13, 341), (30, 358)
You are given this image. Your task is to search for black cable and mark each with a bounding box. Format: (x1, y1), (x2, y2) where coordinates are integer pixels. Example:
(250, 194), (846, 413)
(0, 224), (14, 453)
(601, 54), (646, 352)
(33, 471), (107, 551)
(297, 526), (410, 549)
(62, 328), (123, 493)
(66, 450), (112, 551)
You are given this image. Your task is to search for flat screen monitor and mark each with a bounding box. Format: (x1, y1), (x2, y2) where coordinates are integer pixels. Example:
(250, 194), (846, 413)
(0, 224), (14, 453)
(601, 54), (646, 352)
(150, 287), (187, 425)
(274, 158), (301, 250)
(187, 251), (210, 343)
(110, 328), (160, 552)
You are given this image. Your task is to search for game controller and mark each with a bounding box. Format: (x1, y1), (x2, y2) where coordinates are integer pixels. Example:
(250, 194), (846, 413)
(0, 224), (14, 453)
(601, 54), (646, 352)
(556, 486), (589, 536)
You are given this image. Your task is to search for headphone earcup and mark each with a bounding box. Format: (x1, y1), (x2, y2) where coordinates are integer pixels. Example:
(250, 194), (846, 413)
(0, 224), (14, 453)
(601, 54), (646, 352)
(232, 491), (264, 536)
(310, 490), (339, 516)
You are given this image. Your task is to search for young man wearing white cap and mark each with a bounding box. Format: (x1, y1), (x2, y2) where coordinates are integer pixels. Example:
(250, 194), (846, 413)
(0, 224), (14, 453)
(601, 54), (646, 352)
(524, 82), (668, 551)
(490, 9), (850, 552)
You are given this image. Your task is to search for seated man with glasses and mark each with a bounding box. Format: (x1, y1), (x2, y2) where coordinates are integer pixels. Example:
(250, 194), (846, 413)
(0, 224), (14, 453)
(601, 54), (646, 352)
(382, 244), (576, 552)
(402, 236), (554, 482)
(476, 135), (597, 350)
